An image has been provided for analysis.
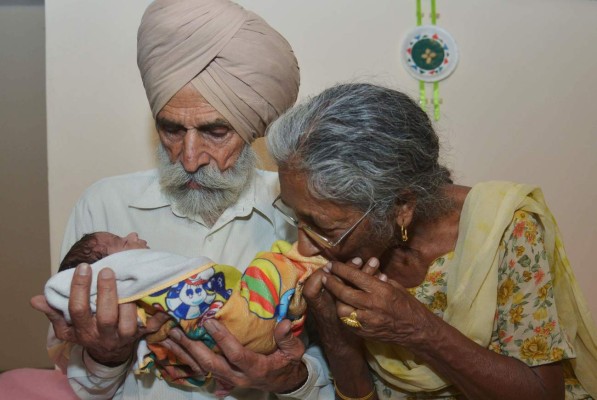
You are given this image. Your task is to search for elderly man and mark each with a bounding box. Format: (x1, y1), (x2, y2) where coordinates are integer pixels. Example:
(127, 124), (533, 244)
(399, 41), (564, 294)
(32, 0), (332, 398)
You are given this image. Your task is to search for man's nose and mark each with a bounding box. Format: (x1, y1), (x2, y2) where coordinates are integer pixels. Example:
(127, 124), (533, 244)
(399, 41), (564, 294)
(296, 229), (323, 257)
(181, 132), (210, 173)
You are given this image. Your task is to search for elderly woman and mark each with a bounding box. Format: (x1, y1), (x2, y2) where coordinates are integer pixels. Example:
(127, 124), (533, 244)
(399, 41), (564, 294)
(266, 83), (597, 400)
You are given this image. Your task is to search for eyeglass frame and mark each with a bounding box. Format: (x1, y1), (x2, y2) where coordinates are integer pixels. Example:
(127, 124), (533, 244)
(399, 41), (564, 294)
(272, 195), (375, 249)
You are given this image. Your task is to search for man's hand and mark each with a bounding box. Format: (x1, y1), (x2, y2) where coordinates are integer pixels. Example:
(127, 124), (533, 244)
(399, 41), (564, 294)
(31, 263), (169, 366)
(163, 318), (308, 394)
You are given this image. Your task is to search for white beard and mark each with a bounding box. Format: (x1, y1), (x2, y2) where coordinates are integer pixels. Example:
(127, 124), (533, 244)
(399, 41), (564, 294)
(157, 144), (257, 226)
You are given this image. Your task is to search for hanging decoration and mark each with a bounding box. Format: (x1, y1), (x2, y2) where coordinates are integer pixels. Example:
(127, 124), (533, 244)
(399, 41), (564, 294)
(400, 0), (459, 121)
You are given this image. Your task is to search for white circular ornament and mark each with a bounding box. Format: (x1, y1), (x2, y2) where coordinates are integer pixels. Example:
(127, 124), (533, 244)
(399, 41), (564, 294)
(401, 25), (459, 82)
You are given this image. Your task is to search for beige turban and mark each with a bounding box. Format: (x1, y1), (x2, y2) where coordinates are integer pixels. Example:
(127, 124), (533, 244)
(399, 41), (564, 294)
(137, 0), (300, 143)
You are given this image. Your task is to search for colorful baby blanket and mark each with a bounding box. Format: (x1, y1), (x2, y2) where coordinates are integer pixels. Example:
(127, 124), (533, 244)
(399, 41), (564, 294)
(45, 241), (327, 387)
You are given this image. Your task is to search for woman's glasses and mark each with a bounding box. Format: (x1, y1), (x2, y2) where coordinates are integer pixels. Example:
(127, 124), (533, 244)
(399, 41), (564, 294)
(272, 195), (374, 249)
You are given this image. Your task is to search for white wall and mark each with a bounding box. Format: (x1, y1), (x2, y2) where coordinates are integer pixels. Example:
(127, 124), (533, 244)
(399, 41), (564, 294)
(47, 0), (597, 318)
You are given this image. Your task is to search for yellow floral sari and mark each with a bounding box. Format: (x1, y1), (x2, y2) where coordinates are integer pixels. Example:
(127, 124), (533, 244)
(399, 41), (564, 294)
(365, 181), (597, 396)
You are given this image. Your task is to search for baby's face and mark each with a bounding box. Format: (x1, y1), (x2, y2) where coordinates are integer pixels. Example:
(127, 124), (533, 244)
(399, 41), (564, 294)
(95, 232), (149, 255)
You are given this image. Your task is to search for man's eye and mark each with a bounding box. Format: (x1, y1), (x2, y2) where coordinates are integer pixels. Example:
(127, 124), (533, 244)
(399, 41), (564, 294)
(165, 128), (185, 135)
(158, 124), (184, 136)
(207, 128), (230, 138)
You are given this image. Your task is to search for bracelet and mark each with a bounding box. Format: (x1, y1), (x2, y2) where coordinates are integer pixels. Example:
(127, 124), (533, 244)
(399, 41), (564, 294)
(334, 381), (375, 400)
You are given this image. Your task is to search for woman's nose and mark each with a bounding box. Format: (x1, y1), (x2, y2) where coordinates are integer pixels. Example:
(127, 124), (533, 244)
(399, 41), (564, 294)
(296, 229), (323, 257)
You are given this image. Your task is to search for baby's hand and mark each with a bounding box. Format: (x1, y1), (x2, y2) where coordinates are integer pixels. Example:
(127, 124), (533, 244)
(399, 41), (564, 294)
(287, 281), (307, 319)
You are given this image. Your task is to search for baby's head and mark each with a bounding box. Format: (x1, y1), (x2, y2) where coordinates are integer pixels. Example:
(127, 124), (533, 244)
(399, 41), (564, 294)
(59, 232), (149, 272)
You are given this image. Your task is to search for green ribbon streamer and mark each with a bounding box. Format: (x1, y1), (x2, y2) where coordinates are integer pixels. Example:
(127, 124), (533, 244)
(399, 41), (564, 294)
(433, 81), (440, 121)
(416, 0), (423, 110)
(431, 0), (439, 120)
(431, 0), (437, 25)
(416, 0), (441, 120)
(419, 80), (427, 111)
(416, 0), (422, 26)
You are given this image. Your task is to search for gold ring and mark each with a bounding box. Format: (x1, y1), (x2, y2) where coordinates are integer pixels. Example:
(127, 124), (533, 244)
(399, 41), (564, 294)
(340, 310), (362, 328)
(205, 371), (212, 379)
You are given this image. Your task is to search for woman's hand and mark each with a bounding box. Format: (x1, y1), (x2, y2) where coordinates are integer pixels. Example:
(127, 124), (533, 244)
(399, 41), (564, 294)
(161, 318), (308, 394)
(31, 264), (169, 366)
(321, 259), (432, 346)
(304, 258), (380, 399)
(302, 259), (370, 355)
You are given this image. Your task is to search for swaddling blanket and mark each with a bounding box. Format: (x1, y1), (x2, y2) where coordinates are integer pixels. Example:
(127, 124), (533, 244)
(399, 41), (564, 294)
(45, 240), (327, 387)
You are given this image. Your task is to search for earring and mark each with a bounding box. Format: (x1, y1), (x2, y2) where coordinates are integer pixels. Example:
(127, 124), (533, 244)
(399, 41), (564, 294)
(401, 225), (408, 242)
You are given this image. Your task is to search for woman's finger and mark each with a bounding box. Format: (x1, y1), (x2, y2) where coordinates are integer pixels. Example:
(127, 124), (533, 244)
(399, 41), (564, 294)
(326, 261), (380, 293)
(359, 257), (380, 276)
(345, 257), (363, 268)
(321, 271), (366, 309)
(335, 300), (354, 321)
(376, 272), (388, 282)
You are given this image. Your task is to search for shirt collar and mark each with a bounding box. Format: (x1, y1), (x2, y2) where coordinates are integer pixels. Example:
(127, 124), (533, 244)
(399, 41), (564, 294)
(211, 170), (276, 231)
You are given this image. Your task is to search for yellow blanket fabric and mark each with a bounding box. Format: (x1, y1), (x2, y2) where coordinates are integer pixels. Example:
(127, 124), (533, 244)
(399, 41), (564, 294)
(135, 240), (327, 386)
(366, 181), (597, 396)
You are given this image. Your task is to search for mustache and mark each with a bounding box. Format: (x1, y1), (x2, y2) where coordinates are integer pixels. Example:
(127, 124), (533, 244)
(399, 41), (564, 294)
(157, 146), (252, 191)
(156, 144), (257, 222)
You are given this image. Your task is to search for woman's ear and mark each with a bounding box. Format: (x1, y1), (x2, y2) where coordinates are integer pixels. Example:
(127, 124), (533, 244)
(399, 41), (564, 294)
(393, 201), (415, 243)
(394, 201), (415, 229)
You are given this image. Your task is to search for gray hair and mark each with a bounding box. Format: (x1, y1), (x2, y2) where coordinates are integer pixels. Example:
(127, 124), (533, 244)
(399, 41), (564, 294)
(266, 83), (452, 234)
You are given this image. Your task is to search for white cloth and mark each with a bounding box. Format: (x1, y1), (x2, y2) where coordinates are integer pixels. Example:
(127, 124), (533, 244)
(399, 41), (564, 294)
(46, 250), (215, 323)
(52, 168), (333, 399)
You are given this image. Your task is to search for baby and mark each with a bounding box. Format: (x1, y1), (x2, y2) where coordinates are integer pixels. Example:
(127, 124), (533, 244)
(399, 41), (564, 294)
(47, 232), (326, 387)
(58, 232), (149, 272)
